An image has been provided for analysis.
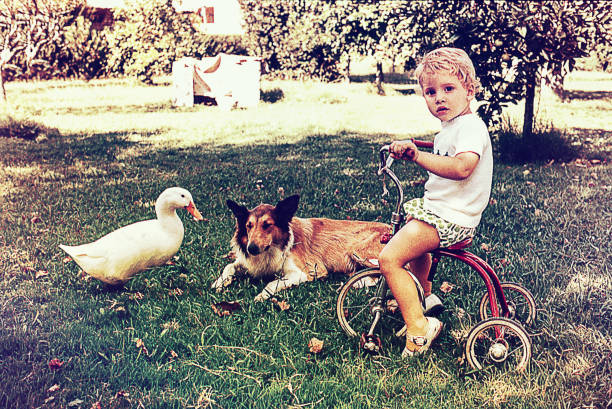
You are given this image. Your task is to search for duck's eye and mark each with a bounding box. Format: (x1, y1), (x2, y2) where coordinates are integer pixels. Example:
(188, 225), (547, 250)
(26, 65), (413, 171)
(181, 194), (185, 198)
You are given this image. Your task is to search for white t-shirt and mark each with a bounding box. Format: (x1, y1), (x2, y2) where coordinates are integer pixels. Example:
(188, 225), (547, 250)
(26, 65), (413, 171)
(423, 113), (493, 228)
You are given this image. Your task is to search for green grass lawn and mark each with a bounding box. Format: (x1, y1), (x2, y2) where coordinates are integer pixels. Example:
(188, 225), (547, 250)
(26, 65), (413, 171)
(0, 72), (610, 409)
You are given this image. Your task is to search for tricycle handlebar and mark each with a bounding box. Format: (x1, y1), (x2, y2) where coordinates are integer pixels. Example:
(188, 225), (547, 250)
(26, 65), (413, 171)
(377, 139), (433, 225)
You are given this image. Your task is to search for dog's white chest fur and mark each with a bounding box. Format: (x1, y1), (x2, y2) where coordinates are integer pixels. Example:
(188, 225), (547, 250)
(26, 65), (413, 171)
(235, 246), (288, 278)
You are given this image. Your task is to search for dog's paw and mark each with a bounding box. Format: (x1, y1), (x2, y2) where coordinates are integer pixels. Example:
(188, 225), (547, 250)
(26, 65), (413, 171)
(253, 292), (269, 302)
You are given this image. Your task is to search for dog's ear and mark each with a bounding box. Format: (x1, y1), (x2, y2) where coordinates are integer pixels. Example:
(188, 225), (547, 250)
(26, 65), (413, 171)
(227, 199), (249, 225)
(274, 194), (299, 226)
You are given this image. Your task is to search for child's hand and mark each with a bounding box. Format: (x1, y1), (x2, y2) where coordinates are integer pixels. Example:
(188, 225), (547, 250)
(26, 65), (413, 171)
(390, 140), (419, 161)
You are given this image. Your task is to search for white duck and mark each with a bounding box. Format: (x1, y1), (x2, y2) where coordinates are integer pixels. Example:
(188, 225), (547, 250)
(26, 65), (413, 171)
(60, 187), (204, 285)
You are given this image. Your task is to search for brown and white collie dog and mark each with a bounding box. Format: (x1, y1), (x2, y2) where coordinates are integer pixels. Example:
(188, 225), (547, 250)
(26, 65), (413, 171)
(211, 195), (390, 301)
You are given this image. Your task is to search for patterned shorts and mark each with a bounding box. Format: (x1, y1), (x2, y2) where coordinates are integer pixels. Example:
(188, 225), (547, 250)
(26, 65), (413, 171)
(403, 198), (476, 248)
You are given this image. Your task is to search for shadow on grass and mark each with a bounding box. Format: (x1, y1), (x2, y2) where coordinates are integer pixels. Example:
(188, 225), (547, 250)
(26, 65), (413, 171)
(494, 129), (581, 164)
(47, 102), (176, 117)
(561, 89), (612, 100)
(0, 116), (60, 140)
(393, 87), (417, 95)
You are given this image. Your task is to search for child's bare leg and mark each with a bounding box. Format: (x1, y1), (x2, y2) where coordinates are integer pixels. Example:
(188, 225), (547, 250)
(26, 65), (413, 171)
(379, 219), (440, 336)
(409, 253), (433, 297)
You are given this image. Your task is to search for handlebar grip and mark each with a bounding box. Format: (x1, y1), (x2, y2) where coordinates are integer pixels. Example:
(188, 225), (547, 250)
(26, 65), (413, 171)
(401, 149), (416, 161)
(412, 139), (434, 149)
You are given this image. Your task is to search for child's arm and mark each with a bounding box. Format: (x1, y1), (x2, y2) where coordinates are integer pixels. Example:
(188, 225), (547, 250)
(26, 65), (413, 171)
(414, 150), (479, 180)
(390, 140), (479, 180)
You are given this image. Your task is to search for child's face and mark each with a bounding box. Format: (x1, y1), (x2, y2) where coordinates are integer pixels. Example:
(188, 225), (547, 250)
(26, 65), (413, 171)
(420, 70), (475, 122)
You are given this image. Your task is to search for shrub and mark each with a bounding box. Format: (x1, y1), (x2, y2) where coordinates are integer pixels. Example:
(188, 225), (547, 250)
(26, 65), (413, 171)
(56, 15), (112, 79)
(261, 87), (284, 103)
(493, 118), (579, 163)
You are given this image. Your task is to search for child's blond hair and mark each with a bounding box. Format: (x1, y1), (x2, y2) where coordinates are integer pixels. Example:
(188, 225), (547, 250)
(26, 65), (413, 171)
(414, 47), (481, 93)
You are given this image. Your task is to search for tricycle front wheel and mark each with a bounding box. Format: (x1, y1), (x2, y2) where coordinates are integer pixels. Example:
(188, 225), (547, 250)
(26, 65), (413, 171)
(465, 317), (532, 372)
(336, 269), (405, 338)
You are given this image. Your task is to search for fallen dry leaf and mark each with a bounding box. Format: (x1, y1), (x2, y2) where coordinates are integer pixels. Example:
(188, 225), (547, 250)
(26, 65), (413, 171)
(308, 337), (324, 354)
(168, 288), (183, 296)
(62, 256), (72, 263)
(91, 402), (102, 409)
(440, 281), (454, 294)
(212, 301), (241, 317)
(35, 270), (49, 279)
(47, 384), (60, 393)
(270, 298), (291, 311)
(129, 292), (144, 300)
(480, 243), (491, 252)
(134, 338), (149, 355)
(48, 359), (64, 370)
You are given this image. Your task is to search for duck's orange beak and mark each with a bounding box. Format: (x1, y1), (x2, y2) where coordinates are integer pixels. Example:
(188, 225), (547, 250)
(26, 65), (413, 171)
(186, 202), (204, 221)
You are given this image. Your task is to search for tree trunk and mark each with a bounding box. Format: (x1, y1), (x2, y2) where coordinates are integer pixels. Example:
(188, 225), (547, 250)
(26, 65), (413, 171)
(375, 61), (385, 95)
(522, 66), (537, 139)
(0, 66), (6, 102)
(345, 55), (351, 83)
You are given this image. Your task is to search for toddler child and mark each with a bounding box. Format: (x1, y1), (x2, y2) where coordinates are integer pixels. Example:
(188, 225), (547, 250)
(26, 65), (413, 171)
(378, 47), (493, 357)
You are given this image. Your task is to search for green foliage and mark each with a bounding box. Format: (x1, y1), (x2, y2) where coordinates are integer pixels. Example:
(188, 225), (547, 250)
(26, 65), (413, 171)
(0, 0), (85, 82)
(56, 16), (112, 79)
(240, 0), (338, 79)
(103, 0), (246, 83)
(106, 0), (186, 83)
(240, 1), (410, 81)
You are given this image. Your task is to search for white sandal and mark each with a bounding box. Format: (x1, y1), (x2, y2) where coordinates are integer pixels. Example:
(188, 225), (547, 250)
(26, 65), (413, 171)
(401, 317), (443, 358)
(395, 294), (444, 337)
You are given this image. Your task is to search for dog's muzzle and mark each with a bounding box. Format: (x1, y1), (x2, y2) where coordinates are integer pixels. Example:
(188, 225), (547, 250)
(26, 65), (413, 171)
(247, 243), (262, 255)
